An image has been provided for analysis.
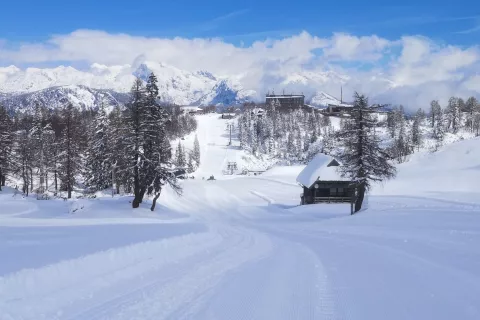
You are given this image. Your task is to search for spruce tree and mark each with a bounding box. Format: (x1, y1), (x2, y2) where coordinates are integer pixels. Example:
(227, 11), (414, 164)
(187, 152), (195, 173)
(175, 141), (186, 167)
(465, 97), (479, 132)
(125, 75), (179, 209)
(59, 104), (82, 199)
(85, 102), (112, 191)
(430, 100), (441, 128)
(0, 105), (12, 190)
(446, 97), (461, 133)
(193, 134), (201, 167)
(12, 129), (34, 195)
(411, 109), (423, 151)
(336, 92), (396, 213)
(30, 103), (53, 193)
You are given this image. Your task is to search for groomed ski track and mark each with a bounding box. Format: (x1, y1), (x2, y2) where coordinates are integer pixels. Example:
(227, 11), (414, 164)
(1, 114), (480, 320)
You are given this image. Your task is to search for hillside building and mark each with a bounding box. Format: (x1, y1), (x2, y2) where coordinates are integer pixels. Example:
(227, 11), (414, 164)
(265, 93), (305, 109)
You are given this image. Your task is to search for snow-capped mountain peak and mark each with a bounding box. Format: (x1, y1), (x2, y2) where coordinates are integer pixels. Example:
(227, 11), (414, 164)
(309, 91), (342, 107)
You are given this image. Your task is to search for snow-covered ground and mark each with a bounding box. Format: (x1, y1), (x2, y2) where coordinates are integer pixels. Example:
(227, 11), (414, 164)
(1, 114), (480, 320)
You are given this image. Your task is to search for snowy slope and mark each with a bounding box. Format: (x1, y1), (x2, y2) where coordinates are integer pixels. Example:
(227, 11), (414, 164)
(373, 137), (480, 202)
(1, 116), (480, 320)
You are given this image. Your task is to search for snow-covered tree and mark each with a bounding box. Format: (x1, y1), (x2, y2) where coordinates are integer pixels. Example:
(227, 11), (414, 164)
(0, 105), (12, 190)
(125, 75), (179, 209)
(411, 109), (423, 151)
(192, 134), (201, 168)
(187, 152), (195, 173)
(85, 102), (112, 191)
(336, 92), (396, 213)
(30, 103), (54, 193)
(465, 97), (479, 132)
(175, 141), (186, 168)
(59, 104), (82, 199)
(12, 129), (35, 195)
(446, 97), (462, 133)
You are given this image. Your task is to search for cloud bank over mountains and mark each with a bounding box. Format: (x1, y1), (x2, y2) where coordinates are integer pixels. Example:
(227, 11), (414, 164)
(1, 29), (479, 110)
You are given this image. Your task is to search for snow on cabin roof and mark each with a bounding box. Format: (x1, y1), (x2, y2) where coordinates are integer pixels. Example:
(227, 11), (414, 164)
(296, 154), (349, 188)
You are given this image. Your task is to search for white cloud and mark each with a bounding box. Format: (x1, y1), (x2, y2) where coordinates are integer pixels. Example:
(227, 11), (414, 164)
(0, 30), (479, 110)
(322, 33), (391, 61)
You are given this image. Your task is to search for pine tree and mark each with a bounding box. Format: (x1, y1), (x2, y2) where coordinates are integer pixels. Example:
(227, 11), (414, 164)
(336, 92), (396, 213)
(295, 129), (302, 158)
(12, 129), (35, 195)
(85, 102), (112, 191)
(473, 113), (480, 137)
(286, 132), (295, 159)
(392, 114), (410, 163)
(446, 97), (461, 133)
(430, 100), (441, 128)
(125, 75), (179, 210)
(193, 134), (201, 167)
(411, 109), (423, 151)
(465, 97), (479, 132)
(187, 152), (195, 173)
(30, 103), (53, 193)
(108, 105), (130, 194)
(0, 105), (12, 190)
(175, 141), (186, 167)
(303, 132), (310, 153)
(59, 104), (82, 199)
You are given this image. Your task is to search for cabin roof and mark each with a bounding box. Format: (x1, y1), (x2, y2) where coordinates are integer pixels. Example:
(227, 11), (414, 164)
(296, 154), (350, 188)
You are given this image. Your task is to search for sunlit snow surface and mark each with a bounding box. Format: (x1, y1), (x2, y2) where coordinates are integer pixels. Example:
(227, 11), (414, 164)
(1, 114), (480, 320)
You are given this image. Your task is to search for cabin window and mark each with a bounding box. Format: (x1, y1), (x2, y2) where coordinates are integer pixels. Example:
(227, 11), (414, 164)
(330, 187), (346, 196)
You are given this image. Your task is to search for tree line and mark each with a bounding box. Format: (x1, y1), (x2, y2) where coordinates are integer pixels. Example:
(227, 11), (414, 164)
(0, 73), (199, 210)
(238, 101), (334, 163)
(237, 94), (480, 213)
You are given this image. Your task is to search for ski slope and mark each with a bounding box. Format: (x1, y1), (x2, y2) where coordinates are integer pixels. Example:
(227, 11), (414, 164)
(1, 115), (480, 320)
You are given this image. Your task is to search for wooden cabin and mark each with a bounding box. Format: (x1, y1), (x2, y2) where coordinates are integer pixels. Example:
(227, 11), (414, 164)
(296, 154), (355, 206)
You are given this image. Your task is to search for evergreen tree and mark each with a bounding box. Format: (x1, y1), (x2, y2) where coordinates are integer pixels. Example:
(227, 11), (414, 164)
(465, 97), (479, 132)
(187, 152), (195, 173)
(286, 132), (295, 159)
(473, 113), (480, 137)
(175, 141), (186, 167)
(430, 100), (441, 128)
(125, 75), (179, 209)
(0, 105), (12, 190)
(336, 92), (396, 213)
(59, 104), (82, 199)
(303, 132), (310, 153)
(109, 105), (130, 194)
(30, 103), (53, 193)
(446, 97), (462, 133)
(12, 129), (35, 195)
(392, 114), (410, 163)
(85, 102), (112, 191)
(411, 109), (423, 151)
(295, 129), (302, 159)
(193, 134), (201, 168)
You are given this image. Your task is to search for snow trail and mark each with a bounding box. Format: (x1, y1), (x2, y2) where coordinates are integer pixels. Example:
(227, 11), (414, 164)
(1, 115), (480, 319)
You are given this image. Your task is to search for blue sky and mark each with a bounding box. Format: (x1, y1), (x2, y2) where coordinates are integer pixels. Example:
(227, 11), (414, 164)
(1, 0), (478, 46)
